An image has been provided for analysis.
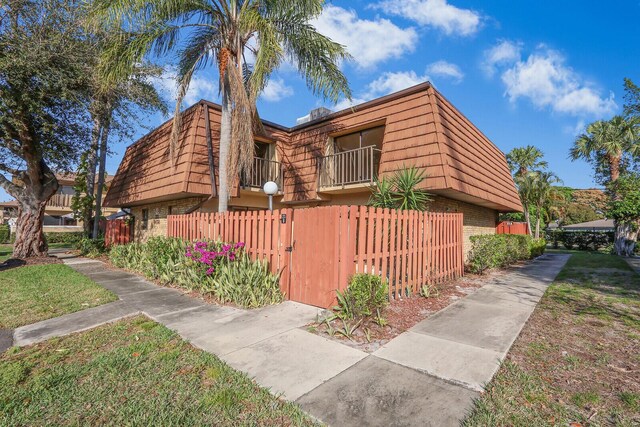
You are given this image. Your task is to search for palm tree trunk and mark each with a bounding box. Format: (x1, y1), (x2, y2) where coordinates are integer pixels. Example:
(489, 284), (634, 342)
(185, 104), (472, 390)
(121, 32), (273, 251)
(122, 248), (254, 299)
(523, 204), (532, 236)
(84, 114), (101, 236)
(218, 75), (231, 213)
(535, 207), (541, 239)
(92, 111), (111, 239)
(614, 222), (638, 257)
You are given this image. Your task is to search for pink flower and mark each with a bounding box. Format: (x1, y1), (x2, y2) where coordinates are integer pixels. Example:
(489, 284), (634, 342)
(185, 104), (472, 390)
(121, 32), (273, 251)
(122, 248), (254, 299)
(206, 267), (215, 275)
(235, 242), (245, 248)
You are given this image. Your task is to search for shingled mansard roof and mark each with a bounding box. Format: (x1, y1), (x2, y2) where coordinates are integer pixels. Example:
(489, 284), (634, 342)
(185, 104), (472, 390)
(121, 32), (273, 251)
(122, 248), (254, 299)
(105, 83), (522, 212)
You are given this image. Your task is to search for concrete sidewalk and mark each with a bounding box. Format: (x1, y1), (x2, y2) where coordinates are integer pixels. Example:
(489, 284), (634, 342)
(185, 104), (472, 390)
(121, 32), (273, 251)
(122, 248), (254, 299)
(12, 251), (569, 426)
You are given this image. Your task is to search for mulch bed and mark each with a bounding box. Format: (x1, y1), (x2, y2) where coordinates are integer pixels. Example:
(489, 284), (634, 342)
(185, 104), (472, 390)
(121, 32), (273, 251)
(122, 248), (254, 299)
(0, 255), (62, 272)
(308, 269), (510, 352)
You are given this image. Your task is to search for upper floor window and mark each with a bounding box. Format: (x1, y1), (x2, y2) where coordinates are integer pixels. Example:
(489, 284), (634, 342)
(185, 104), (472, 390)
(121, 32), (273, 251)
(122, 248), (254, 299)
(334, 126), (384, 152)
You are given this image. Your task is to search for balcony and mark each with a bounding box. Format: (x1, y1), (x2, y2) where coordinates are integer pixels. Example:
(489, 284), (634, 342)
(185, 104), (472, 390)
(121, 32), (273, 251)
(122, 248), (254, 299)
(47, 193), (74, 208)
(241, 157), (283, 190)
(318, 145), (381, 192)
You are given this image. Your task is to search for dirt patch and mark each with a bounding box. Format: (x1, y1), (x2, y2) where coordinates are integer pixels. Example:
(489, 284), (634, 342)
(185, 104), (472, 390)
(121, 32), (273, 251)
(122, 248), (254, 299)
(307, 269), (511, 353)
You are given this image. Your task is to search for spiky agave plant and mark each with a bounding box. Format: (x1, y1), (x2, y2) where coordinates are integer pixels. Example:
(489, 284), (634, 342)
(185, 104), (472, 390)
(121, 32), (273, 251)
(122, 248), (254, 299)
(369, 166), (432, 211)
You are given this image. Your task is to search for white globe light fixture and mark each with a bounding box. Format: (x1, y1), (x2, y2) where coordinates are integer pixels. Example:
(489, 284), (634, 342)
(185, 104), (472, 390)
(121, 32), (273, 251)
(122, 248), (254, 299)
(263, 181), (278, 211)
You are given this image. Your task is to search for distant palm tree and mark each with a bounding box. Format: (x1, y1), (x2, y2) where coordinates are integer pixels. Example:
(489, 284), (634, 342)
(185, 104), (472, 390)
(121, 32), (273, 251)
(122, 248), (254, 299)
(570, 116), (639, 186)
(90, 0), (352, 212)
(507, 145), (548, 235)
(529, 171), (562, 239)
(506, 145), (548, 177)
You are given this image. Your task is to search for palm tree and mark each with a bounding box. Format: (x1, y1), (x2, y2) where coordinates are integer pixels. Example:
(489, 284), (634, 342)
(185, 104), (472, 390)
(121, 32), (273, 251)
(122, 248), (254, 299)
(570, 116), (639, 186)
(571, 115), (640, 255)
(514, 172), (535, 235)
(529, 171), (562, 239)
(507, 146), (548, 235)
(90, 0), (351, 212)
(506, 145), (548, 177)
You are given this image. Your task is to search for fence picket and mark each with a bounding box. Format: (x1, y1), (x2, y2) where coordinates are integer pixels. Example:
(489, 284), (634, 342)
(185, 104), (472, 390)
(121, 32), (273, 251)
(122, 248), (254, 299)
(166, 206), (464, 306)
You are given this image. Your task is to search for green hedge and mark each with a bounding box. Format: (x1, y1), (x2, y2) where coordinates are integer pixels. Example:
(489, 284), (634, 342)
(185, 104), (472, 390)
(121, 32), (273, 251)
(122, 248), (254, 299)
(545, 229), (614, 251)
(109, 237), (283, 308)
(0, 224), (9, 243)
(44, 231), (84, 245)
(467, 234), (546, 274)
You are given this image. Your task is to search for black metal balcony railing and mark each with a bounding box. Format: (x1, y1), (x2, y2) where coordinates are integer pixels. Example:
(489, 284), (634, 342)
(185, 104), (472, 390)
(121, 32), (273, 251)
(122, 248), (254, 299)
(319, 145), (381, 189)
(241, 157), (283, 189)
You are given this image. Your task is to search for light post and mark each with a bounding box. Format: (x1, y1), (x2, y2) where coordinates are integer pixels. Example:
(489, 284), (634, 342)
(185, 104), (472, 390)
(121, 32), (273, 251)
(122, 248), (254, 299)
(263, 181), (278, 212)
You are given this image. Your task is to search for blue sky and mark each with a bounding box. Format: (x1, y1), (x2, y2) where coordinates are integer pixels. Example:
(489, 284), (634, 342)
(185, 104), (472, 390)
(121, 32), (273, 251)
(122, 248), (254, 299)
(2, 0), (639, 202)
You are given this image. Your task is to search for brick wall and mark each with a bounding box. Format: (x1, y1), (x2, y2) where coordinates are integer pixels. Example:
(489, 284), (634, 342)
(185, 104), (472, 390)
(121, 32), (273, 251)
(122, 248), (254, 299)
(130, 197), (204, 242)
(430, 196), (498, 258)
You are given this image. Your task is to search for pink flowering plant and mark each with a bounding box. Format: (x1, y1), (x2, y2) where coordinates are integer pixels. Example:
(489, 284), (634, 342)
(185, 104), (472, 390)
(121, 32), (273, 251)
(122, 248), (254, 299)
(184, 240), (246, 278)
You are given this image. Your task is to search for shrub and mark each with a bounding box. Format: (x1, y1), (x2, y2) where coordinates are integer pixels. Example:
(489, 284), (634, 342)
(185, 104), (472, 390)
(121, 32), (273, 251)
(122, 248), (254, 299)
(549, 230), (615, 251)
(108, 237), (283, 308)
(467, 234), (545, 274)
(529, 238), (546, 258)
(0, 224), (9, 243)
(205, 254), (283, 308)
(44, 231), (84, 245)
(75, 238), (106, 257)
(335, 274), (388, 319)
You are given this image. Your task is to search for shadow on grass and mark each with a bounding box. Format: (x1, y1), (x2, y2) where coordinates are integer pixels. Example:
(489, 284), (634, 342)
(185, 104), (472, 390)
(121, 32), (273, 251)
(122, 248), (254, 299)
(546, 252), (640, 330)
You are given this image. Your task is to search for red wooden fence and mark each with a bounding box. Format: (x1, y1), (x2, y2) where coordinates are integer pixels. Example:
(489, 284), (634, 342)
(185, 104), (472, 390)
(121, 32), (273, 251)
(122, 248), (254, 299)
(104, 219), (131, 247)
(496, 221), (529, 235)
(167, 206), (464, 307)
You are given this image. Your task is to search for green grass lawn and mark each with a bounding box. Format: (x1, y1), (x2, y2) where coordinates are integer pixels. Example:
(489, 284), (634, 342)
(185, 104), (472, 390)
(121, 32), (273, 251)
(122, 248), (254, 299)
(0, 263), (117, 328)
(0, 316), (315, 426)
(464, 252), (640, 426)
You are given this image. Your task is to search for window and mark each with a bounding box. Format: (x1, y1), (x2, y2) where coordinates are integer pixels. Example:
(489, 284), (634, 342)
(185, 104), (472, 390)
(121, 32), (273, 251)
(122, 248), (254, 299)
(168, 206), (173, 216)
(141, 209), (148, 230)
(334, 126), (384, 152)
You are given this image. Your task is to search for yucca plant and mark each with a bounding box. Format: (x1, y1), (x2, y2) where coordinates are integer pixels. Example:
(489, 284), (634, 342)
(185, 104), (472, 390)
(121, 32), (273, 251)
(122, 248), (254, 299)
(369, 166), (432, 211)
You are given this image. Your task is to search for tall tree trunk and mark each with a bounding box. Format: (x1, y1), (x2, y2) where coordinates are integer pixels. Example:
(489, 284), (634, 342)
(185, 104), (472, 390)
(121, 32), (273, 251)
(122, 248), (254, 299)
(218, 75), (231, 213)
(12, 166), (58, 258)
(84, 115), (101, 236)
(609, 154), (621, 187)
(523, 203), (532, 236)
(613, 221), (638, 257)
(535, 207), (541, 239)
(92, 112), (111, 239)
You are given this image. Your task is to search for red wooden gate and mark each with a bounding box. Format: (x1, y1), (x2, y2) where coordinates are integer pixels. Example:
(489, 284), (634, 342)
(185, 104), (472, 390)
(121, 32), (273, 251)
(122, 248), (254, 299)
(104, 219), (131, 247)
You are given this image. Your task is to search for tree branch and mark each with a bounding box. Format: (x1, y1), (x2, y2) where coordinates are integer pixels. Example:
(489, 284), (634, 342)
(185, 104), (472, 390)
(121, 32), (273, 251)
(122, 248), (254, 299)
(0, 171), (22, 197)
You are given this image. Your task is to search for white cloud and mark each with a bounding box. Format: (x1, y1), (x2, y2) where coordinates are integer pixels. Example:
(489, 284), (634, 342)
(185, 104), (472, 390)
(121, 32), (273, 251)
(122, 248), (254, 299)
(426, 60), (463, 82)
(368, 71), (428, 95)
(372, 0), (481, 36)
(150, 67), (217, 106)
(484, 42), (617, 117)
(332, 71), (429, 111)
(311, 5), (418, 69)
(482, 40), (522, 76)
(260, 78), (294, 102)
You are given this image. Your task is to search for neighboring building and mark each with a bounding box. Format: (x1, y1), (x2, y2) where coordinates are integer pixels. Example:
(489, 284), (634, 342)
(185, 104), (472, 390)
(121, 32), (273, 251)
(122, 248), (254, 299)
(104, 83), (522, 255)
(548, 219), (615, 232)
(1, 174), (119, 232)
(0, 200), (18, 224)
